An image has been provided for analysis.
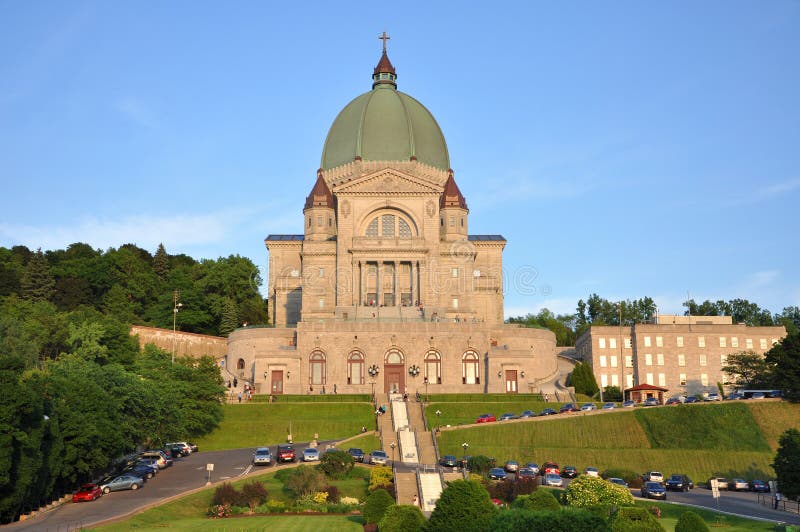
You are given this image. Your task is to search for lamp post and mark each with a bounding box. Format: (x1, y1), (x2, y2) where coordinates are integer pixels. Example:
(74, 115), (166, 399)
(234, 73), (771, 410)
(435, 409), (441, 432)
(172, 290), (183, 363)
(461, 442), (469, 469)
(424, 376), (429, 403)
(390, 441), (396, 464)
(369, 380), (376, 403)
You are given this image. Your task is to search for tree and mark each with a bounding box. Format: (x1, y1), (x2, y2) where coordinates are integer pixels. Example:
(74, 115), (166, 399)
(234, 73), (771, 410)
(426, 479), (496, 532)
(511, 490), (561, 511)
(378, 504), (425, 532)
(772, 429), (800, 500)
(570, 362), (599, 397)
(674, 511), (710, 532)
(564, 474), (634, 508)
(285, 465), (326, 498)
(609, 507), (665, 532)
(603, 386), (622, 402)
(318, 449), (354, 479)
(491, 509), (611, 532)
(363, 488), (395, 525)
(152, 243), (170, 281)
(21, 248), (55, 303)
(765, 332), (800, 402)
(219, 298), (239, 336)
(721, 351), (770, 389)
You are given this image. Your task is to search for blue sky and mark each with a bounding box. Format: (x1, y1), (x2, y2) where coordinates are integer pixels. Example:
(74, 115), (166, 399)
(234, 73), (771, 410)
(1, 1), (798, 318)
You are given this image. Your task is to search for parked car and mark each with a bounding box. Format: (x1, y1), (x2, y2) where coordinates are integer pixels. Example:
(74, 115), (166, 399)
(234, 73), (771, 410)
(643, 471), (664, 483)
(609, 477), (629, 488)
(561, 466), (578, 478)
(348, 448), (365, 462)
(476, 414), (496, 423)
(439, 455), (458, 467)
(368, 450), (388, 465)
(750, 479), (770, 492)
(519, 410), (536, 418)
(539, 408), (557, 416)
(100, 475), (144, 494)
(751, 392), (765, 399)
(134, 459), (160, 476)
(584, 467), (600, 477)
(643, 397), (660, 407)
(544, 473), (563, 487)
(517, 467), (537, 481)
(167, 442), (192, 456)
(488, 467), (507, 480)
(73, 484), (102, 502)
(559, 403), (578, 413)
(665, 397), (682, 406)
(707, 477), (729, 490)
(123, 464), (155, 481)
(580, 403), (597, 411)
(602, 402), (617, 410)
(504, 460), (519, 473)
(187, 442), (199, 453)
(525, 462), (540, 474)
(277, 444), (296, 463)
(726, 392), (745, 400)
(684, 396), (700, 404)
(665, 474), (693, 491)
(303, 448), (320, 462)
(730, 478), (749, 491)
(252, 447), (272, 466)
(542, 462), (560, 475)
(139, 451), (167, 469)
(622, 400), (635, 408)
(499, 413), (517, 421)
(641, 481), (667, 499)
(705, 392), (721, 401)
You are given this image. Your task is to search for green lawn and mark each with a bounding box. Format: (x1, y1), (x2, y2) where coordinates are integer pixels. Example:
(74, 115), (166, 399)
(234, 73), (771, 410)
(339, 432), (381, 453)
(195, 403), (374, 451)
(89, 515), (364, 531)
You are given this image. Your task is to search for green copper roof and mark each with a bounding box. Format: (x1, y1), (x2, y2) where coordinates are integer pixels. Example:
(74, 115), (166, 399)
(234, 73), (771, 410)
(321, 57), (450, 171)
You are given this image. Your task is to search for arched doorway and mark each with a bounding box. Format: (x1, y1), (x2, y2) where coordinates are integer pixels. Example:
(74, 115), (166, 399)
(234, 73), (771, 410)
(384, 348), (405, 394)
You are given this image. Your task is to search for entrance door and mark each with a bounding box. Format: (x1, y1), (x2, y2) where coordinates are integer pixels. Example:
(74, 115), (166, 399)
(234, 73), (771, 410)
(271, 370), (284, 394)
(384, 365), (405, 394)
(505, 370), (518, 393)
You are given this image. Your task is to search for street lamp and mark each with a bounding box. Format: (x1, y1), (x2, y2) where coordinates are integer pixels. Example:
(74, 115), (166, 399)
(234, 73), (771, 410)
(424, 376), (429, 403)
(172, 290), (183, 363)
(435, 409), (442, 432)
(369, 380), (376, 403)
(390, 441), (396, 463)
(461, 442), (469, 469)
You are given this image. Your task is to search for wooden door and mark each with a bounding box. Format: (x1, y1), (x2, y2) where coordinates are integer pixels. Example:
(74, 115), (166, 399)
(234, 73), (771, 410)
(384, 365), (405, 394)
(505, 370), (518, 393)
(271, 370), (284, 394)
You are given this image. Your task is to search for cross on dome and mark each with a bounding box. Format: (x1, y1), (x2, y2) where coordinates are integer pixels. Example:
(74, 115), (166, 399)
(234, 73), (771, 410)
(379, 31), (390, 52)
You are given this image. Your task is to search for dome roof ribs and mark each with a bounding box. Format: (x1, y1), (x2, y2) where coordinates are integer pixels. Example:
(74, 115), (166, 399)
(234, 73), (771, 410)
(440, 170), (468, 210)
(304, 171), (334, 209)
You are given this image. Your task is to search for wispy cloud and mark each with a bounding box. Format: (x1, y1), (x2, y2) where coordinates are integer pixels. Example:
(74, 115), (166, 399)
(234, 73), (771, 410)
(723, 177), (800, 207)
(472, 174), (596, 209)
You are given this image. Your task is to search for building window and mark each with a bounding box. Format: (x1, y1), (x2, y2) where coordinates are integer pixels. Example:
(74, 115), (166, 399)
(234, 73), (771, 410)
(626, 374), (634, 388)
(609, 338), (617, 349)
(398, 218), (412, 238)
(698, 336), (706, 348)
(772, 338), (779, 346)
(237, 358), (245, 370)
(656, 353), (664, 366)
(699, 354), (707, 367)
(385, 349), (404, 365)
(701, 373), (709, 386)
(462, 351), (480, 384)
(720, 354), (728, 367)
(452, 268), (459, 278)
(610, 355), (618, 368)
(679, 373), (687, 386)
(309, 351), (326, 386)
(329, 217), (332, 227)
(318, 298), (324, 309)
(366, 212), (415, 238)
(678, 354), (686, 367)
(319, 268), (324, 277)
(731, 337), (739, 348)
(746, 338), (753, 349)
(656, 336), (663, 347)
(719, 337), (726, 348)
(759, 339), (767, 350)
(440, 217), (444, 227)
(646, 373), (654, 385)
(460, 217), (464, 227)
(625, 356), (633, 368)
(677, 336), (684, 348)
(601, 374), (608, 388)
(452, 298), (459, 309)
(366, 218), (379, 237)
(449, 216), (455, 227)
(347, 351), (364, 385)
(658, 373), (666, 387)
(425, 350), (442, 384)
(317, 216), (323, 227)
(599, 338), (606, 349)
(599, 356), (608, 368)
(644, 336), (651, 347)
(382, 215), (395, 236)
(624, 338), (632, 349)
(611, 374), (619, 386)
(645, 353), (653, 366)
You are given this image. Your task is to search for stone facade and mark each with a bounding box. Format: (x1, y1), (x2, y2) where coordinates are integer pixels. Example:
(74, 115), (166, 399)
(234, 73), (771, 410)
(576, 315), (786, 397)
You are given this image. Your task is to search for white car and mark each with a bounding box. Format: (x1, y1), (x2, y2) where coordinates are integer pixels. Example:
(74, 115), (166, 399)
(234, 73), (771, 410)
(544, 473), (563, 487)
(252, 447), (272, 466)
(644, 471), (664, 483)
(303, 448), (320, 462)
(584, 467), (599, 477)
(704, 392), (721, 401)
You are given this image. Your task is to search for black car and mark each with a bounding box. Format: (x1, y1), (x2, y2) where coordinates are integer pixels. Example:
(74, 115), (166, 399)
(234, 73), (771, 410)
(519, 410), (536, 418)
(665, 474), (693, 492)
(347, 448), (364, 462)
(641, 481), (667, 500)
(439, 455), (458, 467)
(561, 465), (578, 478)
(750, 480), (770, 493)
(540, 408), (557, 416)
(559, 403), (578, 413)
(122, 464), (154, 481)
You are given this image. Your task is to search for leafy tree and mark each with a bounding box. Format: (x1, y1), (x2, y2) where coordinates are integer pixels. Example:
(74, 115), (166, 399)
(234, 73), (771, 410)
(241, 480), (268, 511)
(491, 509), (611, 532)
(466, 455), (495, 475)
(427, 479), (496, 532)
(318, 449), (354, 479)
(565, 474), (634, 508)
(363, 488), (395, 525)
(219, 298), (239, 336)
(152, 243), (170, 281)
(21, 248), (55, 303)
(369, 465), (394, 492)
(286, 465), (326, 498)
(378, 504), (425, 532)
(508, 309), (576, 346)
(570, 362), (599, 397)
(674, 511), (710, 532)
(775, 306), (800, 336)
(67, 321), (109, 364)
(683, 298), (774, 326)
(603, 386), (622, 402)
(765, 332), (800, 402)
(721, 351), (770, 388)
(609, 507), (665, 532)
(772, 429), (800, 500)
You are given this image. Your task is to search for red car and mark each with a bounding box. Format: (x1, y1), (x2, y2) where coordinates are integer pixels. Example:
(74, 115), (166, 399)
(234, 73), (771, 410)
(476, 414), (496, 423)
(73, 483), (102, 502)
(542, 461), (560, 475)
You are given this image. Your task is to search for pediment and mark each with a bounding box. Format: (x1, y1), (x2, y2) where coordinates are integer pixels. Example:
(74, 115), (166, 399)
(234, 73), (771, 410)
(332, 169), (441, 195)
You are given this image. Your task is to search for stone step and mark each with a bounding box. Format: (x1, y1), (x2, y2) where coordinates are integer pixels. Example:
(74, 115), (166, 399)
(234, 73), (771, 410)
(418, 472), (443, 512)
(394, 471), (419, 506)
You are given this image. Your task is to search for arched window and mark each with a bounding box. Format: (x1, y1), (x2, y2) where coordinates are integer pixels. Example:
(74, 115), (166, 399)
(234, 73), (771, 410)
(385, 349), (404, 365)
(309, 351), (326, 386)
(348, 351), (365, 385)
(363, 211), (416, 239)
(462, 351), (480, 385)
(425, 350), (441, 384)
(237, 358), (245, 370)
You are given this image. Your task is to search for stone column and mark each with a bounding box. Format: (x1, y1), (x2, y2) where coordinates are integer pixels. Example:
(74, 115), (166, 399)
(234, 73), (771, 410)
(358, 261), (363, 306)
(377, 261), (382, 306)
(393, 261), (399, 306)
(411, 261), (417, 305)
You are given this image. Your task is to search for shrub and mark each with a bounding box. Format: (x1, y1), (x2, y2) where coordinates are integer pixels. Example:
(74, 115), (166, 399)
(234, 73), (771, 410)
(466, 455), (495, 475)
(340, 496), (360, 505)
(427, 479), (496, 532)
(286, 465), (326, 498)
(675, 511), (710, 532)
(261, 500), (287, 513)
(511, 490), (561, 511)
(601, 468), (642, 489)
(379, 504), (426, 532)
(648, 506), (661, 519)
(565, 475), (635, 508)
(324, 484), (341, 503)
(211, 483), (243, 507)
(486, 479), (520, 502)
(319, 449), (354, 479)
(206, 503), (232, 518)
(490, 508), (611, 532)
(369, 466), (394, 491)
(363, 488), (395, 524)
(610, 507), (666, 532)
(240, 480), (268, 511)
(313, 491), (328, 504)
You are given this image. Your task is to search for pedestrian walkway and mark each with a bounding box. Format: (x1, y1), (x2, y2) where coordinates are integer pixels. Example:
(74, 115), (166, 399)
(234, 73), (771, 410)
(418, 472), (444, 513)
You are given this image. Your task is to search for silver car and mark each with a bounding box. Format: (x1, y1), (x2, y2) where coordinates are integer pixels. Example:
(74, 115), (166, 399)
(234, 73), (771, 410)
(368, 450), (388, 465)
(252, 447), (272, 466)
(100, 475), (144, 494)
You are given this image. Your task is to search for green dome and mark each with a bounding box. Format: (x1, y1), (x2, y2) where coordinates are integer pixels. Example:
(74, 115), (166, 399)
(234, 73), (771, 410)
(321, 53), (450, 171)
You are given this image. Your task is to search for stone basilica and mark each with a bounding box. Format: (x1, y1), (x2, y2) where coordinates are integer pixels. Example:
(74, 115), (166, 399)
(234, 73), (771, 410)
(227, 45), (559, 396)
